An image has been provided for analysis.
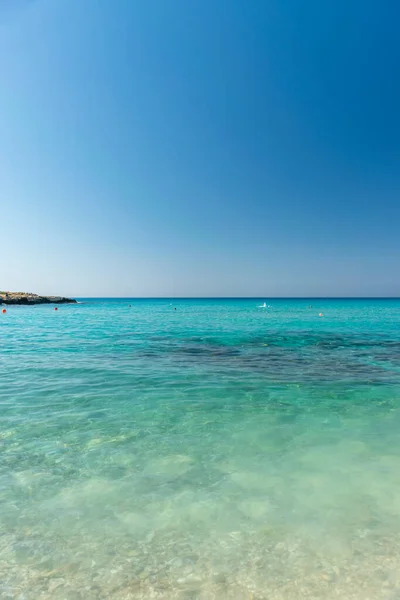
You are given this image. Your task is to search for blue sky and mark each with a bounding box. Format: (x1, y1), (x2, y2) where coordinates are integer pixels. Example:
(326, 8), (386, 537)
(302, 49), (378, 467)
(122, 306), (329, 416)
(1, 0), (399, 297)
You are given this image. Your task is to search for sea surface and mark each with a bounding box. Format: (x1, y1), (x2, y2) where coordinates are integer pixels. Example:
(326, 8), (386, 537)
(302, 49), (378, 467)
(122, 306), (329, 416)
(1, 298), (400, 599)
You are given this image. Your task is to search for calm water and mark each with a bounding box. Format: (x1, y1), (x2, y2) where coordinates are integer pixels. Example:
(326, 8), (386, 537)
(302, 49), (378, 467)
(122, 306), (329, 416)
(1, 298), (400, 599)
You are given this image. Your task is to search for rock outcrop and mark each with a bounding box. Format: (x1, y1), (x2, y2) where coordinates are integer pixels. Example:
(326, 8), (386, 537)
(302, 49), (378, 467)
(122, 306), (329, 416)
(0, 292), (77, 305)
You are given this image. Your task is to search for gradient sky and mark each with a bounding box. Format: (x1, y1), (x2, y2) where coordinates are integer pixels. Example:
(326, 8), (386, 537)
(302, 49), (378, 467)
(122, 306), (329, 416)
(1, 0), (399, 297)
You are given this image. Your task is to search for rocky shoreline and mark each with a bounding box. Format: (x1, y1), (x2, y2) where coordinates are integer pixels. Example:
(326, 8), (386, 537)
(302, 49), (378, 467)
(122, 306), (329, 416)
(0, 292), (77, 305)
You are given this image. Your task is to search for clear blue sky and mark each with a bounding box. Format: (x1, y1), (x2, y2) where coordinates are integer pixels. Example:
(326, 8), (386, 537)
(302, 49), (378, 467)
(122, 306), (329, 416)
(1, 0), (399, 297)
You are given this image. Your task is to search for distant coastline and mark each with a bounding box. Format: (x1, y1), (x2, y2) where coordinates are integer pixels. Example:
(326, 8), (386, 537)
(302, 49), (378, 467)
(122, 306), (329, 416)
(0, 292), (77, 305)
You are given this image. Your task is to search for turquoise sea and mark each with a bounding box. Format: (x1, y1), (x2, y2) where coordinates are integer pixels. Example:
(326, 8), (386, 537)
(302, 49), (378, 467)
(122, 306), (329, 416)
(1, 298), (400, 599)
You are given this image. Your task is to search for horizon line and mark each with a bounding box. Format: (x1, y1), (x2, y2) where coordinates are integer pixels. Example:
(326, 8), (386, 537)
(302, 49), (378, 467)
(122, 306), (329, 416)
(70, 296), (400, 300)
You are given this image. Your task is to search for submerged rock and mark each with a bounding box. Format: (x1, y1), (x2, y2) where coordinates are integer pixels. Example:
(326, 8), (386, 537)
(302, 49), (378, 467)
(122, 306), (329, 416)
(0, 291), (77, 305)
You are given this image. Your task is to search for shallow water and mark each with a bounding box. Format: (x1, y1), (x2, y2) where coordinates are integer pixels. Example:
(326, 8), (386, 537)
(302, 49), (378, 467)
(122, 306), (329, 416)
(1, 298), (400, 599)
